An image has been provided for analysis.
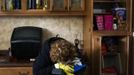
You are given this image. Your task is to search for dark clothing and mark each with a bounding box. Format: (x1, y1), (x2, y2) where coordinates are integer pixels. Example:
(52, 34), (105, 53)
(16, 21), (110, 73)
(33, 37), (63, 75)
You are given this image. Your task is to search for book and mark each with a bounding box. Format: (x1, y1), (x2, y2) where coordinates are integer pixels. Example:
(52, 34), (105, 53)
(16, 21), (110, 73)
(28, 0), (32, 9)
(36, 0), (41, 9)
(6, 0), (13, 11)
(104, 15), (113, 30)
(115, 8), (126, 21)
(12, 0), (15, 9)
(27, 0), (32, 9)
(32, 0), (36, 9)
(95, 15), (104, 30)
(93, 15), (98, 30)
(0, 0), (2, 11)
(43, 0), (48, 10)
(1, 0), (6, 11)
(15, 0), (21, 9)
(94, 9), (105, 14)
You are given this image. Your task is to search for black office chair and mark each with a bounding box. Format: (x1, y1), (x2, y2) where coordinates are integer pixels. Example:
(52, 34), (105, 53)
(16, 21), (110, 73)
(10, 26), (43, 60)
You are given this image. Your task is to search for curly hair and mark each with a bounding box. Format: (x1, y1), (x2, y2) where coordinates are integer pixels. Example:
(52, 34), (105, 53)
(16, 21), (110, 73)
(50, 39), (77, 64)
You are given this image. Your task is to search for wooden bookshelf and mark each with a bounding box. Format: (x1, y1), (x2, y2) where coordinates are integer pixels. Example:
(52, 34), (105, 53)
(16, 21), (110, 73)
(0, 11), (86, 16)
(91, 0), (132, 75)
(0, 0), (85, 16)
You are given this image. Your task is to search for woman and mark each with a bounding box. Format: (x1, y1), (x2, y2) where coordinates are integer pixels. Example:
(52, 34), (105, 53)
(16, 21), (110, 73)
(33, 37), (77, 75)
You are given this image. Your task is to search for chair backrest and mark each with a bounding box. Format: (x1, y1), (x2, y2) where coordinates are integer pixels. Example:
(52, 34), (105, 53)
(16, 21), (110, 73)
(10, 26), (43, 60)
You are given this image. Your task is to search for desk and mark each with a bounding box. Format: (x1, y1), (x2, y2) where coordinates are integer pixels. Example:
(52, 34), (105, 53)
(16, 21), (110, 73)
(0, 50), (33, 75)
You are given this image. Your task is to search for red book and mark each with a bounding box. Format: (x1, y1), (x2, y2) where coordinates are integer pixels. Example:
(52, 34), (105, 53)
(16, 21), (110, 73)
(104, 15), (113, 30)
(95, 15), (104, 30)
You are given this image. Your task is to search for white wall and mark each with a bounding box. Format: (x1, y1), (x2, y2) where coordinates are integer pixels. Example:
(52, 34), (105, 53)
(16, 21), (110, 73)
(0, 16), (83, 50)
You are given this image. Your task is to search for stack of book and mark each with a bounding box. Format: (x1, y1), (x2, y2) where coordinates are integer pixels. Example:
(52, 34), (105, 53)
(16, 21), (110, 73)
(94, 14), (114, 31)
(27, 0), (36, 9)
(0, 0), (21, 11)
(93, 7), (126, 31)
(13, 0), (21, 9)
(27, 0), (46, 9)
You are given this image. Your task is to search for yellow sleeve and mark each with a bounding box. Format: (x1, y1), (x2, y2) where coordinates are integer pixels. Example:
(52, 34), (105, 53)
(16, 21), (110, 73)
(58, 63), (74, 75)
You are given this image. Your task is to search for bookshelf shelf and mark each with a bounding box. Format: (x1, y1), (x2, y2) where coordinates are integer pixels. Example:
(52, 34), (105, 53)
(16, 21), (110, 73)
(0, 11), (86, 16)
(94, 1), (125, 3)
(93, 31), (131, 36)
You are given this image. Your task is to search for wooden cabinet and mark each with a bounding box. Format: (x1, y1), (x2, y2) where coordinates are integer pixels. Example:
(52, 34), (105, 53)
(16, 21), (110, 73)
(0, 0), (85, 16)
(0, 67), (32, 75)
(83, 0), (132, 75)
(90, 0), (132, 75)
(92, 34), (130, 75)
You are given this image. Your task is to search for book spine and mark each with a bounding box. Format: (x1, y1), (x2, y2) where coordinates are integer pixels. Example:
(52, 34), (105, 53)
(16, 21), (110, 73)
(115, 8), (126, 21)
(9, 0), (13, 11)
(40, 0), (43, 7)
(96, 15), (104, 30)
(0, 0), (1, 11)
(44, 0), (48, 9)
(32, 0), (36, 9)
(2, 0), (6, 11)
(36, 0), (40, 9)
(15, 0), (21, 9)
(93, 16), (98, 30)
(0, 0), (2, 11)
(28, 0), (32, 9)
(5, 0), (9, 11)
(104, 15), (113, 30)
(12, 0), (16, 9)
